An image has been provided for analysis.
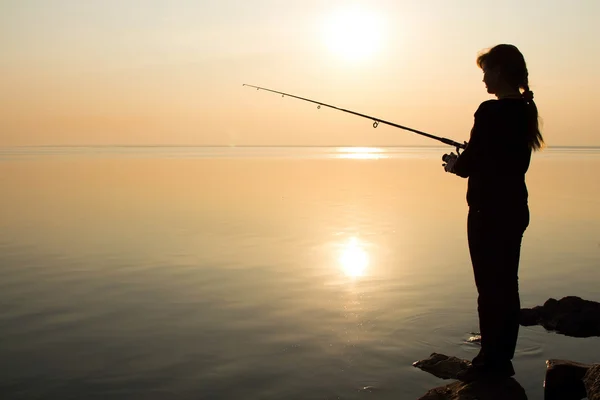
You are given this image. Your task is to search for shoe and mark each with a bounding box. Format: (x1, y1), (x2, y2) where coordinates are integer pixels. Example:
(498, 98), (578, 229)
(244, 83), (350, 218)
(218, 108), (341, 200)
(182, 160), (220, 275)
(456, 365), (490, 383)
(471, 350), (486, 367)
(456, 362), (515, 383)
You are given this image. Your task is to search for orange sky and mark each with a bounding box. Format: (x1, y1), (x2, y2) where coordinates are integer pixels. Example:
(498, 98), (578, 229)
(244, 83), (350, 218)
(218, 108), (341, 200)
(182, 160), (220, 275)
(1, 0), (599, 147)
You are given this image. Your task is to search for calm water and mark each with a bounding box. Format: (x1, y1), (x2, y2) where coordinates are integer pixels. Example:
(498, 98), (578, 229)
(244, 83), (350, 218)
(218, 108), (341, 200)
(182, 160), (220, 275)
(0, 146), (599, 399)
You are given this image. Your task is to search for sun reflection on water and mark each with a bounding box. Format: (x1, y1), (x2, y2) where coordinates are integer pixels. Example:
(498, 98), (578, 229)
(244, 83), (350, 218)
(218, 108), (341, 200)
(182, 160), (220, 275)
(339, 237), (369, 278)
(336, 147), (387, 160)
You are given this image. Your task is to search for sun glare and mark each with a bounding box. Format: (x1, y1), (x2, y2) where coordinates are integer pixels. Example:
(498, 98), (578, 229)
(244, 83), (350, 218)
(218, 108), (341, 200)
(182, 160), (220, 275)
(339, 237), (369, 278)
(322, 6), (385, 62)
(337, 147), (387, 159)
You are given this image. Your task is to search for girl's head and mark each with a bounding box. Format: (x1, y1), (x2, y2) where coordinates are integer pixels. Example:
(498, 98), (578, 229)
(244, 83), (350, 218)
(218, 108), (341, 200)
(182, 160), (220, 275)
(477, 44), (544, 151)
(477, 44), (530, 97)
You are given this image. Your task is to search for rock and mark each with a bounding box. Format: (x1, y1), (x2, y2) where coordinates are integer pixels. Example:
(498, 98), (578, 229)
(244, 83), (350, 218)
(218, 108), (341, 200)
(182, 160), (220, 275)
(544, 359), (591, 400)
(417, 378), (527, 400)
(584, 364), (600, 400)
(413, 353), (471, 380)
(414, 353), (528, 399)
(519, 306), (542, 326)
(520, 296), (600, 337)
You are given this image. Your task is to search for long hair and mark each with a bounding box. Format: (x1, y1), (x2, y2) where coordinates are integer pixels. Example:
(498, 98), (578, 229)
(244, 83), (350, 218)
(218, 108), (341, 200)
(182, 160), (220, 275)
(477, 44), (545, 151)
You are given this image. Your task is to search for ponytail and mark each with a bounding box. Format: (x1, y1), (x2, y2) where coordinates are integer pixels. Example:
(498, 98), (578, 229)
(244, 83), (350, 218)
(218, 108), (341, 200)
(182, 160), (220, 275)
(521, 84), (544, 151)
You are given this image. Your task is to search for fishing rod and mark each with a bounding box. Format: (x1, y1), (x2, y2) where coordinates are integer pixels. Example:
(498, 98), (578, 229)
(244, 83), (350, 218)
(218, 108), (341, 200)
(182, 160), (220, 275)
(243, 84), (466, 152)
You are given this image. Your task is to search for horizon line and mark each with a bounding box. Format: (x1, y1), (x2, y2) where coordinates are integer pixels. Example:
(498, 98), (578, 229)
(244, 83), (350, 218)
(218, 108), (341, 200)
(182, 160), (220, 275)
(2, 144), (600, 149)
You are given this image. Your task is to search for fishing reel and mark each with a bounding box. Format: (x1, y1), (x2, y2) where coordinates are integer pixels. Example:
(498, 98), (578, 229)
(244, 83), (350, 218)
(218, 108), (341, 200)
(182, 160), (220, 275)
(441, 153), (456, 163)
(442, 140), (468, 172)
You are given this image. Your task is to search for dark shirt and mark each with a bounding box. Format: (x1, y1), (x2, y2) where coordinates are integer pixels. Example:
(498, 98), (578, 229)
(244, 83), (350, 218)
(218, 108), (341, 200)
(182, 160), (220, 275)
(453, 99), (531, 210)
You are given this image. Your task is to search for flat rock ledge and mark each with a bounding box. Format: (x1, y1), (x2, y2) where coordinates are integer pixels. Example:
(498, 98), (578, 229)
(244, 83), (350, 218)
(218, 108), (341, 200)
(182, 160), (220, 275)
(520, 296), (600, 337)
(413, 353), (527, 400)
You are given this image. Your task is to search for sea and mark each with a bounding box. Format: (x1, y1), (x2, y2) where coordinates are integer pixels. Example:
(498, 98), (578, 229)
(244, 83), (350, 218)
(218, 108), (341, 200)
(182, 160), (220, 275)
(0, 146), (599, 400)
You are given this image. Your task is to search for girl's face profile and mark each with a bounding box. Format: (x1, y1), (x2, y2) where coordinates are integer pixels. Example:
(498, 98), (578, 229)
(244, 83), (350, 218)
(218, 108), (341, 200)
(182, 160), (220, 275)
(482, 63), (500, 94)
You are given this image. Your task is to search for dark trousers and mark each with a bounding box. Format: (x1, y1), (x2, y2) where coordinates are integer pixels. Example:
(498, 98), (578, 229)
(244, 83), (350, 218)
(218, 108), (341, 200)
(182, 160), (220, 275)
(467, 206), (529, 367)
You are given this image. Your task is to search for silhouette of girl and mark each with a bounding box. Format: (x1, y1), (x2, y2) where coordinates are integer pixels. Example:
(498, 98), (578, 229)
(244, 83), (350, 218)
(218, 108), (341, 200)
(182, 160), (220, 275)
(443, 44), (544, 382)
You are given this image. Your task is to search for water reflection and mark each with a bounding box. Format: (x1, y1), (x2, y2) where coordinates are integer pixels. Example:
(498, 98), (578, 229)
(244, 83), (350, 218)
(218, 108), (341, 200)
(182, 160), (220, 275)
(339, 237), (369, 277)
(336, 147), (387, 159)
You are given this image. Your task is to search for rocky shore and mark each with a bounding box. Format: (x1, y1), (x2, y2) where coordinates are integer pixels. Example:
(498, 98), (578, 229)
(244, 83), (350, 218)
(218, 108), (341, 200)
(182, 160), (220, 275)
(412, 296), (600, 399)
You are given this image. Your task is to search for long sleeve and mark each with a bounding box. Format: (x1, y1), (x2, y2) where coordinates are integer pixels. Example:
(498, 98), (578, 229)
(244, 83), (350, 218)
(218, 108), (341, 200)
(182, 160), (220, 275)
(452, 128), (476, 178)
(453, 102), (491, 178)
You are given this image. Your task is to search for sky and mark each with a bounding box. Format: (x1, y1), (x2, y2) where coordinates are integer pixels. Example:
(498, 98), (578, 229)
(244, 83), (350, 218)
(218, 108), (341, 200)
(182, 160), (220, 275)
(1, 0), (599, 147)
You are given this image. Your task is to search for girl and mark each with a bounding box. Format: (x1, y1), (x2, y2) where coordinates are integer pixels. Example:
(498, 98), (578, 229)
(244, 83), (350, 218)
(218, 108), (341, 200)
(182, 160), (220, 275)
(443, 44), (544, 382)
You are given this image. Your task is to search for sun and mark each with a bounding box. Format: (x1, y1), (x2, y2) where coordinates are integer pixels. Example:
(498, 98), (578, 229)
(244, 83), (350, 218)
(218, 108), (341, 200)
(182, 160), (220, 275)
(322, 6), (385, 62)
